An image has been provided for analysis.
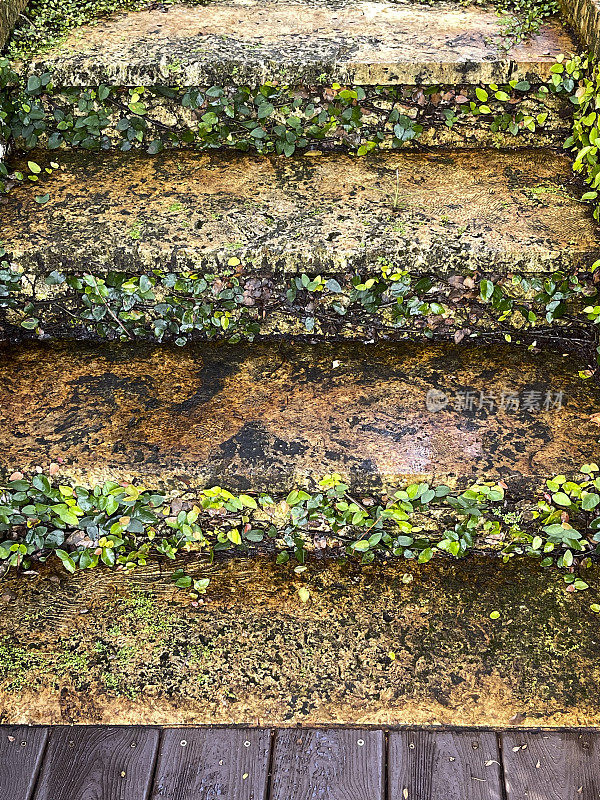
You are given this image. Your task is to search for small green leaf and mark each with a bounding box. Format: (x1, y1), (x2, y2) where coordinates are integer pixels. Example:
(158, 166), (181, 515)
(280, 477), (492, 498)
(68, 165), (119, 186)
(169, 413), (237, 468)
(55, 549), (76, 573)
(27, 75), (42, 93)
(480, 279), (494, 302)
(582, 493), (600, 511)
(227, 529), (242, 545)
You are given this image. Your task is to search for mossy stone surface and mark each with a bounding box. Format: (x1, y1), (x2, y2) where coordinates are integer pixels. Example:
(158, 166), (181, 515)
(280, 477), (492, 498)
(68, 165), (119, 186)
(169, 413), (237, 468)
(1, 555), (599, 726)
(28, 0), (576, 86)
(2, 149), (597, 280)
(0, 0), (28, 48)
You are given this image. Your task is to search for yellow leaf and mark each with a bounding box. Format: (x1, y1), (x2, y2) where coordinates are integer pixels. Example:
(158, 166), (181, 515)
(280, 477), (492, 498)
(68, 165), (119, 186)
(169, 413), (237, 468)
(227, 529), (242, 545)
(298, 587), (310, 603)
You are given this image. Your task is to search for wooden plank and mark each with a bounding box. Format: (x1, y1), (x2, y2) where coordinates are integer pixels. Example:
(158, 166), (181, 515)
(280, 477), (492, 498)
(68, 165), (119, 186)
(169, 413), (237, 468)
(34, 726), (160, 800)
(151, 727), (270, 800)
(269, 728), (384, 800)
(0, 726), (49, 800)
(388, 730), (503, 800)
(502, 731), (600, 799)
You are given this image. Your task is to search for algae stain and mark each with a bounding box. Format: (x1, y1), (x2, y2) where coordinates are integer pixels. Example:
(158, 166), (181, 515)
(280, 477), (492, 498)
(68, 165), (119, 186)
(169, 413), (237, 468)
(128, 220), (144, 240)
(0, 637), (47, 691)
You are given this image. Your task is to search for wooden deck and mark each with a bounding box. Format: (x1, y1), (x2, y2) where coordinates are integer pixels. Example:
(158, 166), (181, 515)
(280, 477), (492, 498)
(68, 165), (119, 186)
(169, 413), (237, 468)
(1, 726), (599, 799)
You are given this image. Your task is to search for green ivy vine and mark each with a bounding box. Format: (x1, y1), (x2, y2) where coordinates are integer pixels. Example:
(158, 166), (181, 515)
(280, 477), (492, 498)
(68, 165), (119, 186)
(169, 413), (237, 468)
(0, 62), (566, 193)
(2, 465), (600, 597)
(0, 250), (598, 349)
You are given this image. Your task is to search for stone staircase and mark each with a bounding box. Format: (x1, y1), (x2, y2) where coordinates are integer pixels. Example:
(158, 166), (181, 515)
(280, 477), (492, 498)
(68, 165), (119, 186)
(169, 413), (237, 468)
(1, 0), (598, 493)
(1, 0), (600, 727)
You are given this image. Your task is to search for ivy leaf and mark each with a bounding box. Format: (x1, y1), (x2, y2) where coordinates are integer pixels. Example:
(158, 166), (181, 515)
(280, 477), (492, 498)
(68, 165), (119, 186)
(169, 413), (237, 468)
(147, 139), (163, 154)
(552, 492), (572, 507)
(47, 132), (63, 149)
(55, 549), (76, 573)
(227, 529), (242, 545)
(257, 102), (274, 119)
(298, 586), (310, 603)
(32, 474), (52, 494)
(27, 75), (42, 93)
(351, 539), (370, 551)
(45, 270), (65, 286)
(583, 493), (600, 510)
(54, 506), (80, 526)
(480, 279), (494, 302)
(531, 536), (543, 550)
(239, 494), (258, 509)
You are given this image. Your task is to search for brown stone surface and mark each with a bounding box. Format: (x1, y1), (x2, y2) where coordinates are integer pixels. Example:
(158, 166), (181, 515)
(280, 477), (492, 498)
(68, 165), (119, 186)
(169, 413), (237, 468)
(0, 340), (597, 491)
(2, 149), (597, 279)
(28, 0), (577, 86)
(1, 555), (600, 726)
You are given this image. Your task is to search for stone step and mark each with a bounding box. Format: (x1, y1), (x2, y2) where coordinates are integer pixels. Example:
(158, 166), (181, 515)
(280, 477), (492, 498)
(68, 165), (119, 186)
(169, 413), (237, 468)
(10, 1), (577, 152)
(1, 148), (597, 342)
(0, 339), (596, 493)
(6, 149), (593, 278)
(1, 554), (599, 726)
(27, 0), (574, 87)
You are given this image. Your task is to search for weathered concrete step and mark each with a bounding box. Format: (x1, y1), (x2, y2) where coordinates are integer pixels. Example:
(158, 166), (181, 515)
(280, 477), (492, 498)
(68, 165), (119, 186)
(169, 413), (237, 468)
(0, 340), (597, 492)
(3, 149), (596, 280)
(1, 554), (599, 725)
(28, 0), (575, 87)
